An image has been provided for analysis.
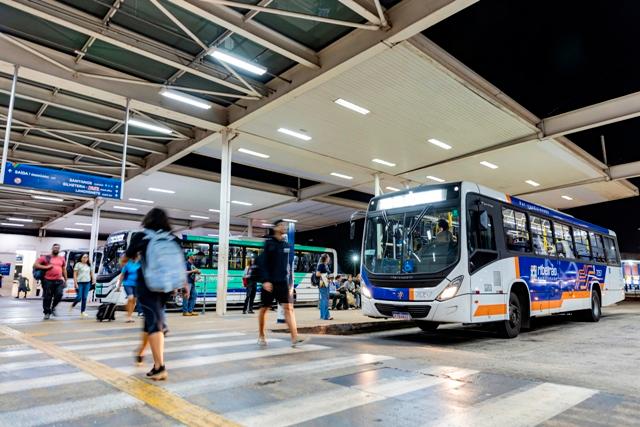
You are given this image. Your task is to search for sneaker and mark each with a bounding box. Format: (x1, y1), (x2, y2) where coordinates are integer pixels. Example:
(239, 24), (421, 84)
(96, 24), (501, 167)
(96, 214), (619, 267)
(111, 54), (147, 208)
(135, 354), (144, 366)
(51, 309), (57, 317)
(147, 365), (168, 381)
(248, 310), (255, 314)
(257, 336), (267, 347)
(189, 312), (199, 317)
(81, 312), (88, 318)
(242, 310), (247, 314)
(43, 314), (50, 320)
(182, 312), (190, 316)
(291, 336), (309, 348)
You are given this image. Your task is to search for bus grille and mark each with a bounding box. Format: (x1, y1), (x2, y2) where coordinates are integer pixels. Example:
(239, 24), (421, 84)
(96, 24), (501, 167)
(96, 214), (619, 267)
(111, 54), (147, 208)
(375, 303), (431, 318)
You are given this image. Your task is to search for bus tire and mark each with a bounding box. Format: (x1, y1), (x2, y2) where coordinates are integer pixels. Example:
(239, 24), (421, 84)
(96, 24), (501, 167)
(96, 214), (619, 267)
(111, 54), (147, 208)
(497, 292), (522, 338)
(580, 291), (601, 322)
(415, 320), (439, 332)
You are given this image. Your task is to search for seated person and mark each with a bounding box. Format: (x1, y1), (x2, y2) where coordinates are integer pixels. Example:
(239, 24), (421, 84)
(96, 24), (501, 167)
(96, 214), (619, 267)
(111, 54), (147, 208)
(330, 275), (347, 310)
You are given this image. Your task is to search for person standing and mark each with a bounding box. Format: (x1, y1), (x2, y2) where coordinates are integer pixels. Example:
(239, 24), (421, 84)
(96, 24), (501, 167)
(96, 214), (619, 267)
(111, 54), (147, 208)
(182, 254), (200, 316)
(121, 208), (188, 381)
(117, 256), (141, 323)
(242, 258), (258, 314)
(316, 254), (332, 320)
(70, 254), (94, 317)
(257, 220), (307, 347)
(35, 244), (67, 320)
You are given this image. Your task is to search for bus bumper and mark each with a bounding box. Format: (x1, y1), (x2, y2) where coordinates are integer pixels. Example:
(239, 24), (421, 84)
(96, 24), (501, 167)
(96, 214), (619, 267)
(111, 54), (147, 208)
(362, 294), (470, 323)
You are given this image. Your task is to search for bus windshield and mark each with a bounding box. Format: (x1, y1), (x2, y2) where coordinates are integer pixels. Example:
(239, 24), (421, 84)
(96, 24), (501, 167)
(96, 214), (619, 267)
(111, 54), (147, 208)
(100, 233), (128, 276)
(364, 204), (460, 275)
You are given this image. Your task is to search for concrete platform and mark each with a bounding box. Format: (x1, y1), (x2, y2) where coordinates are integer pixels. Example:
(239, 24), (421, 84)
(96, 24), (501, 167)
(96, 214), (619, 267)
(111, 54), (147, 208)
(1, 296), (639, 426)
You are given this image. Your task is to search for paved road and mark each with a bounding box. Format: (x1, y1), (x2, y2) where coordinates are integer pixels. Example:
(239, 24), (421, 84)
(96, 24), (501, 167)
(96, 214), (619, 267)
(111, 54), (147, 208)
(0, 297), (638, 426)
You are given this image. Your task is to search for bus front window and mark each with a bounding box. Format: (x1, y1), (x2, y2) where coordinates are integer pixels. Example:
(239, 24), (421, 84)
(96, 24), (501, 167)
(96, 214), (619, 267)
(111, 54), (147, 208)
(364, 206), (460, 275)
(100, 241), (127, 276)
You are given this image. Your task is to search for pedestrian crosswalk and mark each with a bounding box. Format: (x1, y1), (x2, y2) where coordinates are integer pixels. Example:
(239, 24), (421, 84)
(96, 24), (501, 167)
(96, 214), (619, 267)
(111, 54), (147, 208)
(0, 327), (630, 427)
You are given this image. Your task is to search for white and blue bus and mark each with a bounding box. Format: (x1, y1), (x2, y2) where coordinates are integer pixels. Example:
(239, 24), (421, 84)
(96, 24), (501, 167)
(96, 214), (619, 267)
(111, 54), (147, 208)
(359, 182), (624, 338)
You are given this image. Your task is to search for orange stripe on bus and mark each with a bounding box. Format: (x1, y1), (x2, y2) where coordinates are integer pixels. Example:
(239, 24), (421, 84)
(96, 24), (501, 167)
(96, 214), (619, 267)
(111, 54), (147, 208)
(474, 304), (507, 317)
(514, 257), (520, 278)
(409, 288), (414, 301)
(531, 290), (592, 311)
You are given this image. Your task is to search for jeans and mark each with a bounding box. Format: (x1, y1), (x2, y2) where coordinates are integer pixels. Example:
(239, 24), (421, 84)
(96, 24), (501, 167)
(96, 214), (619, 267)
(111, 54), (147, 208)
(42, 279), (64, 315)
(243, 282), (257, 312)
(182, 282), (197, 313)
(72, 281), (91, 312)
(355, 292), (361, 308)
(331, 292), (347, 310)
(319, 286), (330, 319)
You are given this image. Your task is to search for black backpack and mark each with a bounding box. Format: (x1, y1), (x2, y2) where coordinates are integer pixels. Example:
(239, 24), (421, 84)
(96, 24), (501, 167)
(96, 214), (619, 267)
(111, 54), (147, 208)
(32, 255), (51, 282)
(310, 268), (320, 286)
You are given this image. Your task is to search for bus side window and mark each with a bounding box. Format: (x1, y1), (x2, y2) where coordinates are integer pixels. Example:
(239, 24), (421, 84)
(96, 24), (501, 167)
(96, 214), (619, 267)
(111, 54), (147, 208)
(573, 228), (592, 261)
(502, 208), (531, 253)
(553, 223), (575, 259)
(603, 237), (619, 265)
(589, 233), (606, 263)
(530, 216), (556, 256)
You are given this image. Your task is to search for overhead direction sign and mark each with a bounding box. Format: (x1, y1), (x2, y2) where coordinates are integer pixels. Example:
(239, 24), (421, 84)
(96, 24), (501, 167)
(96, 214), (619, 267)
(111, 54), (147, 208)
(3, 163), (121, 199)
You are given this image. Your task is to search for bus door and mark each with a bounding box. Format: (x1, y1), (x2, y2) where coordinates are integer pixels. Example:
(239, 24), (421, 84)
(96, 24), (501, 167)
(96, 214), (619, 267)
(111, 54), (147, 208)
(529, 216), (559, 313)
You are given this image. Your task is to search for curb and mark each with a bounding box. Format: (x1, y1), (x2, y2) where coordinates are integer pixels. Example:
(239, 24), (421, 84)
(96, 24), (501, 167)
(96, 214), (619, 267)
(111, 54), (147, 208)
(271, 319), (415, 335)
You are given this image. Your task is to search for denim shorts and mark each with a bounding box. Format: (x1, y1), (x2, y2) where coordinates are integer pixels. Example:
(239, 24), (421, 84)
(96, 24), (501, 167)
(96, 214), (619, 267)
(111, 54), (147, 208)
(123, 285), (137, 298)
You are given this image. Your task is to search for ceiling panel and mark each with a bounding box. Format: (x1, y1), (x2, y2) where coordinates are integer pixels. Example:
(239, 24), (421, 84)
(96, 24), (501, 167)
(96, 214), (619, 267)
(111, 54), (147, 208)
(521, 180), (637, 211)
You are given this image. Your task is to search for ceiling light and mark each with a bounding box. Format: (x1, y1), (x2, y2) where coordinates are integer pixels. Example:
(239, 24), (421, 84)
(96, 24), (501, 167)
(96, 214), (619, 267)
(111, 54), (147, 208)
(282, 219), (298, 223)
(561, 195), (573, 201)
(128, 198), (154, 204)
(386, 186), (401, 192)
(480, 161), (499, 169)
(8, 217), (33, 223)
(128, 118), (173, 135)
(209, 209), (220, 213)
(525, 180), (540, 187)
(330, 172), (353, 180)
(238, 148), (270, 159)
(1, 222), (24, 227)
(190, 215), (210, 220)
(32, 195), (64, 202)
(75, 223), (92, 226)
(261, 223), (274, 227)
(231, 200), (253, 206)
(148, 187), (175, 194)
(277, 128), (312, 141)
(113, 205), (138, 211)
(426, 176), (445, 183)
(64, 227), (85, 232)
(428, 138), (452, 150)
(372, 158), (396, 167)
(210, 50), (266, 75)
(334, 98), (370, 115)
(160, 89), (212, 110)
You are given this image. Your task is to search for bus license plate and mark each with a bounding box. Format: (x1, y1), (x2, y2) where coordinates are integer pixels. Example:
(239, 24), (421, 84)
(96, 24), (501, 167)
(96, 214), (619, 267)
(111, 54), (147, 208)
(392, 311), (411, 320)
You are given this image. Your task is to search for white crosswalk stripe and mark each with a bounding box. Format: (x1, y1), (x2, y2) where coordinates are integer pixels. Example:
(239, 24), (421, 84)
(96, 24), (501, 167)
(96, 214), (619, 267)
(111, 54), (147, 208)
(62, 331), (245, 351)
(0, 372), (95, 395)
(0, 347), (42, 357)
(0, 358), (65, 372)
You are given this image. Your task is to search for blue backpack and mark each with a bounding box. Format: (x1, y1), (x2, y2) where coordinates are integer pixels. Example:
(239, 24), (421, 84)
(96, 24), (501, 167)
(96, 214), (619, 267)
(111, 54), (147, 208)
(32, 255), (51, 282)
(142, 230), (186, 293)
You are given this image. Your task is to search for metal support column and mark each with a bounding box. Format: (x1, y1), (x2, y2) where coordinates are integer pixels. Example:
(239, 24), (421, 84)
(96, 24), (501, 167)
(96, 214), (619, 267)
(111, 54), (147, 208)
(120, 98), (130, 200)
(89, 197), (104, 269)
(374, 173), (382, 196)
(0, 65), (19, 184)
(216, 129), (231, 316)
(247, 219), (253, 237)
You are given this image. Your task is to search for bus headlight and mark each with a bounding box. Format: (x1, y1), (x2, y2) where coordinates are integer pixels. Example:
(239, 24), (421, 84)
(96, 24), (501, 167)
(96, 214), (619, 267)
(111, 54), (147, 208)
(436, 276), (464, 301)
(361, 284), (372, 299)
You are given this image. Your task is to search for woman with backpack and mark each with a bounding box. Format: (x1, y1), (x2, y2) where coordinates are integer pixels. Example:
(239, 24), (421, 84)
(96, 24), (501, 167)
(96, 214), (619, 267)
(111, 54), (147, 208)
(120, 208), (188, 381)
(315, 254), (332, 320)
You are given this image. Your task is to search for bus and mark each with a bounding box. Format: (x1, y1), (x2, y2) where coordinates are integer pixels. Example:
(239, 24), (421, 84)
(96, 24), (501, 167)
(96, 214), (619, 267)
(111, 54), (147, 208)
(96, 231), (338, 306)
(359, 181), (624, 338)
(60, 249), (102, 301)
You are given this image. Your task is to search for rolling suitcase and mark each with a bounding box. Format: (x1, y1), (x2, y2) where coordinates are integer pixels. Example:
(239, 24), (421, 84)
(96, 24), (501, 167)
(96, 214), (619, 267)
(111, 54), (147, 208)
(97, 302), (116, 322)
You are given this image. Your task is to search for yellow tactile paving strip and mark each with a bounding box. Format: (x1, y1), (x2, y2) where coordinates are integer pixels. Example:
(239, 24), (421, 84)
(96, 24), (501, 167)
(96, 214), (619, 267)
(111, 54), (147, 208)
(0, 324), (239, 427)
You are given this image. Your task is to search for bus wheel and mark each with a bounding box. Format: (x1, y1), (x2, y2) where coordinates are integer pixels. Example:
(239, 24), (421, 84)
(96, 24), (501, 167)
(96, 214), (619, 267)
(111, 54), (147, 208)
(497, 292), (522, 338)
(580, 291), (601, 322)
(173, 293), (184, 308)
(415, 320), (439, 332)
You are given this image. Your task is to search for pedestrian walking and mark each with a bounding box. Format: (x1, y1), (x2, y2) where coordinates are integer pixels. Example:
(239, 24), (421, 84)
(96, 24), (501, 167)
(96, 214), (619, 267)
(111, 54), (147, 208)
(242, 258), (259, 314)
(69, 254), (95, 317)
(121, 208), (188, 381)
(34, 244), (67, 320)
(16, 274), (30, 299)
(117, 256), (141, 323)
(316, 254), (332, 320)
(182, 254), (200, 316)
(257, 220), (307, 348)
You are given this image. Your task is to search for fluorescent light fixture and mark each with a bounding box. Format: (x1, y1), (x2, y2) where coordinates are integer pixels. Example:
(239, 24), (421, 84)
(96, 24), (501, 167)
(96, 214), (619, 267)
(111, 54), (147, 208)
(261, 223), (274, 227)
(282, 219), (298, 223)
(128, 118), (173, 135)
(1, 222), (24, 227)
(64, 227), (85, 232)
(210, 50), (266, 75)
(378, 189), (446, 210)
(480, 161), (499, 169)
(525, 180), (540, 187)
(148, 187), (175, 194)
(372, 158), (396, 167)
(75, 222), (92, 227)
(428, 138), (452, 150)
(561, 195), (573, 201)
(32, 195), (64, 202)
(8, 217), (33, 223)
(334, 98), (370, 115)
(277, 128), (312, 141)
(385, 186), (401, 192)
(208, 209), (220, 213)
(330, 172), (353, 180)
(160, 89), (211, 110)
(128, 198), (154, 204)
(238, 148), (270, 159)
(231, 200), (253, 206)
(113, 205), (138, 211)
(426, 175), (445, 183)
(190, 215), (210, 220)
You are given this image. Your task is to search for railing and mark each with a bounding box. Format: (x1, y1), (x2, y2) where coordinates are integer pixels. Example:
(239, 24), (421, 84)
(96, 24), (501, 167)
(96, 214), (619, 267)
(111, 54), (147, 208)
(195, 273), (246, 314)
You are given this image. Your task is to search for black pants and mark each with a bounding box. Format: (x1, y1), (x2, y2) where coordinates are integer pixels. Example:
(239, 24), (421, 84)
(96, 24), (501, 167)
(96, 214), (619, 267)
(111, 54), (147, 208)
(331, 292), (347, 310)
(42, 279), (64, 315)
(243, 282), (257, 312)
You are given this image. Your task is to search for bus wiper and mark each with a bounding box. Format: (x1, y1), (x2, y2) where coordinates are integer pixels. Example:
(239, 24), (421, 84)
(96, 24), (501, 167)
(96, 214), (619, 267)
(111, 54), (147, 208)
(407, 205), (434, 237)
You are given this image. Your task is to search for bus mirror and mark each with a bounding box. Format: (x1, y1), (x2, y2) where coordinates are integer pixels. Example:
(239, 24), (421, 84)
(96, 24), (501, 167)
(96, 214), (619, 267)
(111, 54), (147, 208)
(350, 221), (356, 240)
(479, 211), (489, 231)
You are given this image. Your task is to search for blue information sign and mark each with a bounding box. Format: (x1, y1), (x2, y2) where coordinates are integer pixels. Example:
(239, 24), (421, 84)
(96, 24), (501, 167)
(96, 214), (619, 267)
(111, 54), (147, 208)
(4, 163), (121, 199)
(0, 263), (11, 276)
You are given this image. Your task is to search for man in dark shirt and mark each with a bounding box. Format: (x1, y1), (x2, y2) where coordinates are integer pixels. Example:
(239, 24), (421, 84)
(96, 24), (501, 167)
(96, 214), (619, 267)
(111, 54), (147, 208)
(257, 220), (307, 348)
